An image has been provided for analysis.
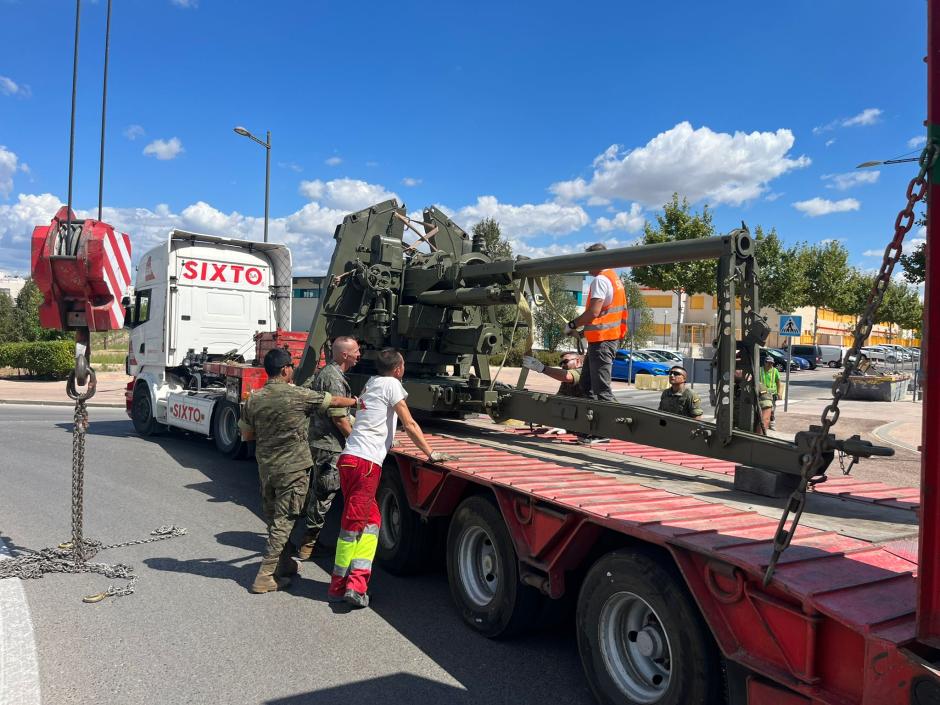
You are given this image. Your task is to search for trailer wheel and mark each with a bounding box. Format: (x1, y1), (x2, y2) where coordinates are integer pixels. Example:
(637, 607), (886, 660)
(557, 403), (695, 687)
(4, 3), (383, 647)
(576, 550), (721, 705)
(446, 495), (541, 639)
(376, 463), (430, 575)
(132, 384), (159, 437)
(212, 400), (247, 459)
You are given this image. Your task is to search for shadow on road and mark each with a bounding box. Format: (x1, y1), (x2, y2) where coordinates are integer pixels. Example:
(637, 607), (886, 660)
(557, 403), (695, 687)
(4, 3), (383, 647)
(265, 674), (471, 705)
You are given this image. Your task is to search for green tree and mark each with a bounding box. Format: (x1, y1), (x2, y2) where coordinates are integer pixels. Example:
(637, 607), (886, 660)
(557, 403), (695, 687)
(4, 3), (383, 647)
(0, 292), (14, 344)
(631, 194), (717, 348)
(472, 217), (513, 260)
(620, 274), (655, 345)
(799, 241), (851, 344)
(11, 279), (69, 343)
(878, 280), (923, 343)
(831, 268), (875, 328)
(899, 213), (926, 285)
(532, 275), (579, 351)
(752, 226), (807, 313)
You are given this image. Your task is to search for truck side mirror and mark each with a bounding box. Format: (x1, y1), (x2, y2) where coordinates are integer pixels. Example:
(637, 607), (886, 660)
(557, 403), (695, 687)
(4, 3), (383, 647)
(122, 296), (133, 328)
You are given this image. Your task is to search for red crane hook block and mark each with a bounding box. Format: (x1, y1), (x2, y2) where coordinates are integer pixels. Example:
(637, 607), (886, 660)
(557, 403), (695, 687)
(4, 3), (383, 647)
(30, 206), (132, 332)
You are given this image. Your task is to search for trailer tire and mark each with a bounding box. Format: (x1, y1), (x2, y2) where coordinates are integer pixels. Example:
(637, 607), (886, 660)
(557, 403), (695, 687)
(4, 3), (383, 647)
(132, 384), (159, 437)
(212, 400), (247, 459)
(576, 549), (721, 705)
(446, 495), (541, 639)
(376, 462), (430, 575)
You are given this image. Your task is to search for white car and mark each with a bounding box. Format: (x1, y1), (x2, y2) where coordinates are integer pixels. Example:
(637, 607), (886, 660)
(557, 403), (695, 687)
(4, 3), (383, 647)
(639, 348), (684, 364)
(860, 346), (902, 363)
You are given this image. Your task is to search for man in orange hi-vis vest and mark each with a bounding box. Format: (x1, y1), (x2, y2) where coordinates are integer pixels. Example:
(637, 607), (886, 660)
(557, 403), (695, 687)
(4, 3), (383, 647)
(564, 244), (628, 443)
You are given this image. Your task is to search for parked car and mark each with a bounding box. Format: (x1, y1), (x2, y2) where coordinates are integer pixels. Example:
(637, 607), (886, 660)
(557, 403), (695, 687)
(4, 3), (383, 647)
(790, 355), (812, 370)
(790, 344), (822, 369)
(639, 348), (684, 364)
(765, 348), (801, 372)
(638, 350), (673, 362)
(860, 346), (902, 363)
(880, 344), (913, 362)
(612, 350), (671, 382)
(817, 344), (844, 368)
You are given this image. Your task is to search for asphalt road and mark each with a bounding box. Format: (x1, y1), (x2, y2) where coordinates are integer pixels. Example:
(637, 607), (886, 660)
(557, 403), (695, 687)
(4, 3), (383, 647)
(0, 405), (593, 705)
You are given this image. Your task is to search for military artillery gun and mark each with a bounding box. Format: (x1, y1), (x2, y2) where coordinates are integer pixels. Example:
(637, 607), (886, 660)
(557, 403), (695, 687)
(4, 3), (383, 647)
(297, 198), (891, 482)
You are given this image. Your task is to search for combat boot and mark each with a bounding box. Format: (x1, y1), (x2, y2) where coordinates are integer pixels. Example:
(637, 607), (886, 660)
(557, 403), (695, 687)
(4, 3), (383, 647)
(295, 532), (319, 561)
(275, 544), (299, 578)
(250, 557), (290, 594)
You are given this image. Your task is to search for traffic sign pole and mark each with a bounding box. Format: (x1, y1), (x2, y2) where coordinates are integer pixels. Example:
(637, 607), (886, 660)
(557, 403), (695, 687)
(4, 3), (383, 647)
(784, 338), (791, 412)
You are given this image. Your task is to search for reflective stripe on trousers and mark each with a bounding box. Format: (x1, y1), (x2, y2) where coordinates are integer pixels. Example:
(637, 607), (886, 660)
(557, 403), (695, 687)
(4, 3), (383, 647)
(329, 454), (383, 597)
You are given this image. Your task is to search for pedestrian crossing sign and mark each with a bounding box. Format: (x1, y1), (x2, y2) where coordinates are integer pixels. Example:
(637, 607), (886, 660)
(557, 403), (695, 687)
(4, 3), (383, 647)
(779, 315), (802, 337)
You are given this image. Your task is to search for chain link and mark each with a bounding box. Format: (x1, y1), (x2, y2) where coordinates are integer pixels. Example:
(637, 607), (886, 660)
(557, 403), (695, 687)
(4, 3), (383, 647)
(762, 142), (936, 586)
(0, 363), (187, 602)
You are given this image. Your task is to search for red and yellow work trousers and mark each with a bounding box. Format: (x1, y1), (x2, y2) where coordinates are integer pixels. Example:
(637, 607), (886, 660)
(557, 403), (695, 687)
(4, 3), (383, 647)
(329, 453), (382, 599)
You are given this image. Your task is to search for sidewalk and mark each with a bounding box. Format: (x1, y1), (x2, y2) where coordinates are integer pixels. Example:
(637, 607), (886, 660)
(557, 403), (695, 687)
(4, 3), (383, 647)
(0, 372), (129, 407)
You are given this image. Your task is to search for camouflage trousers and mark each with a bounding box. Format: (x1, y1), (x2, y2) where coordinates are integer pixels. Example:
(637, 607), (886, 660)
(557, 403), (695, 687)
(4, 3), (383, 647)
(304, 448), (341, 542)
(259, 464), (311, 561)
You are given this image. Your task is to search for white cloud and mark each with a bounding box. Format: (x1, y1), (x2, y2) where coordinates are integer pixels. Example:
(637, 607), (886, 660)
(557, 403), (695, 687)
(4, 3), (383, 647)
(764, 192), (783, 202)
(123, 124), (145, 141)
(843, 108), (883, 127)
(451, 195), (590, 238)
(822, 170), (880, 191)
(0, 192), (346, 275)
(549, 122), (810, 208)
(909, 135), (927, 149)
(813, 108), (882, 134)
(278, 161), (303, 173)
(170, 0), (198, 7)
(825, 139), (836, 147)
(325, 156), (342, 167)
(143, 137), (184, 160)
(0, 146), (21, 198)
(402, 177), (422, 187)
(595, 203), (645, 233)
(298, 178), (398, 211)
(0, 76), (31, 98)
(862, 249), (883, 257)
(792, 197), (860, 217)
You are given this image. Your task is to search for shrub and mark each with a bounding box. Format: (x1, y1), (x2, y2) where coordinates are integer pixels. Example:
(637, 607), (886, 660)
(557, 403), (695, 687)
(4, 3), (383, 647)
(0, 341), (73, 378)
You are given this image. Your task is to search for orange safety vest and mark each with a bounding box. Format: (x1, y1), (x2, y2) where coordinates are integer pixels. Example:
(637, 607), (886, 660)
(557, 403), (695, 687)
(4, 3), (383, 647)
(584, 269), (628, 343)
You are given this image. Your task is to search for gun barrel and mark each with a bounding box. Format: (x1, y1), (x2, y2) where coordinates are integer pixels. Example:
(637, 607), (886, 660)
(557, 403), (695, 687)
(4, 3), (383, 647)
(512, 235), (744, 278)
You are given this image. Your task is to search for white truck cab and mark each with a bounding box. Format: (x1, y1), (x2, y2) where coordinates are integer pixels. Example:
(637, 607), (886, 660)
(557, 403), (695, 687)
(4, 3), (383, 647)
(125, 230), (293, 456)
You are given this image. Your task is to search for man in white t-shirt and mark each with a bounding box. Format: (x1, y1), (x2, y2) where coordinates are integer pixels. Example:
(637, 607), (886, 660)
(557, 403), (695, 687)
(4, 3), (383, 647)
(328, 347), (444, 608)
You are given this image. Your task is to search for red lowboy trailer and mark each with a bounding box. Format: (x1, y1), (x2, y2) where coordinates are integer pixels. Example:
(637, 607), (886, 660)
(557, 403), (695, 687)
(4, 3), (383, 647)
(367, 9), (940, 703)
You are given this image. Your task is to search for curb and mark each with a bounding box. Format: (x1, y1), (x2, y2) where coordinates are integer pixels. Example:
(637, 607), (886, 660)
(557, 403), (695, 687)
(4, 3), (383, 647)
(873, 420), (921, 454)
(0, 399), (125, 409)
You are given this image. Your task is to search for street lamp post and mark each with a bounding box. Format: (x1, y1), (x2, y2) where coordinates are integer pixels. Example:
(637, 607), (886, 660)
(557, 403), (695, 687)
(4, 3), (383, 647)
(233, 126), (271, 243)
(661, 311), (669, 347)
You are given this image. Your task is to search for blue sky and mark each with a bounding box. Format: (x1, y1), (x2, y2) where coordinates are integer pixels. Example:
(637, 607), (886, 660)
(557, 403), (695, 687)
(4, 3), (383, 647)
(0, 0), (928, 275)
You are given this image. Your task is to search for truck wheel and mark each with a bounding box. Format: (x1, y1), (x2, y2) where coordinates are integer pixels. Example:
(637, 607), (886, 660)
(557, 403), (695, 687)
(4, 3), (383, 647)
(132, 384), (159, 437)
(446, 495), (541, 639)
(213, 400), (247, 459)
(376, 462), (429, 575)
(828, 360), (840, 368)
(576, 550), (722, 705)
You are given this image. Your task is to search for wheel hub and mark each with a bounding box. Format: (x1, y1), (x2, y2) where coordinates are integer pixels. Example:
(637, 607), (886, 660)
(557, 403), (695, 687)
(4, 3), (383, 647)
(598, 591), (673, 703)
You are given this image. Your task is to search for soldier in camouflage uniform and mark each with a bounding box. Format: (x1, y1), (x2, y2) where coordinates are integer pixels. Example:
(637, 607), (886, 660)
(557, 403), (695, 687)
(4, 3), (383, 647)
(296, 336), (361, 560)
(658, 366), (704, 418)
(238, 348), (357, 594)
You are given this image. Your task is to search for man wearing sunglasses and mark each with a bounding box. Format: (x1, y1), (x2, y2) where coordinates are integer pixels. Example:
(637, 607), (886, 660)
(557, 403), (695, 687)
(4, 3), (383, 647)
(658, 366), (703, 419)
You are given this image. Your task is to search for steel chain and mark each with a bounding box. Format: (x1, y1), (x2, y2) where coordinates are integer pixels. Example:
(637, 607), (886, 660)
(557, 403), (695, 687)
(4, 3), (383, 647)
(0, 364), (187, 602)
(762, 142), (936, 586)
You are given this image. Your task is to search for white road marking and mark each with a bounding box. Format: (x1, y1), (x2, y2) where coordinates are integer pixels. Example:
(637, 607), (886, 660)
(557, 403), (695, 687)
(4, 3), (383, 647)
(0, 541), (41, 705)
